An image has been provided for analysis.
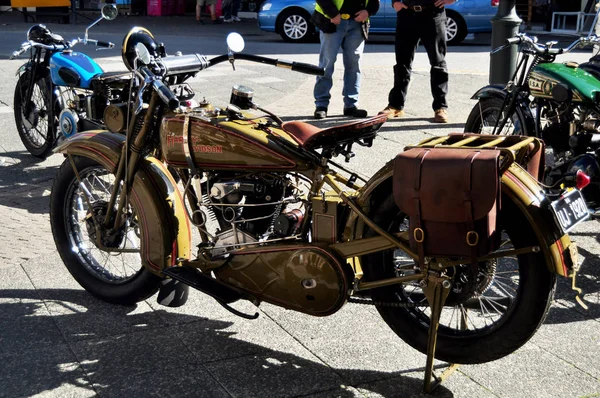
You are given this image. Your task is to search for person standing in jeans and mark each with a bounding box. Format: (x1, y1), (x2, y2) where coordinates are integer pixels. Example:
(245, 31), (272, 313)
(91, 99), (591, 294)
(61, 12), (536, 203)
(223, 0), (242, 23)
(311, 0), (380, 119)
(380, 0), (456, 123)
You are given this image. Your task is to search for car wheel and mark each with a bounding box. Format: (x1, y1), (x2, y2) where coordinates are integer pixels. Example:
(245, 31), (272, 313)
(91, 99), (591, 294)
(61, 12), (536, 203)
(446, 10), (467, 45)
(278, 8), (314, 42)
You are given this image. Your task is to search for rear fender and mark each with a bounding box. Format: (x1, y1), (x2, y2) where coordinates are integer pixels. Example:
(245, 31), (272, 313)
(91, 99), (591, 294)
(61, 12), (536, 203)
(55, 131), (192, 275)
(344, 161), (577, 277)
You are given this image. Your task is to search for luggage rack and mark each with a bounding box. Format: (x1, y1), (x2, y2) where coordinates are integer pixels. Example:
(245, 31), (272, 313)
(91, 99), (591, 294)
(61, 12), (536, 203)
(408, 133), (544, 175)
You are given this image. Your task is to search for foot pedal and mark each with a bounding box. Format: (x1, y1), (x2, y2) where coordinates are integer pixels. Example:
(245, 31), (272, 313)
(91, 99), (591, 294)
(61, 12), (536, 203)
(163, 266), (243, 304)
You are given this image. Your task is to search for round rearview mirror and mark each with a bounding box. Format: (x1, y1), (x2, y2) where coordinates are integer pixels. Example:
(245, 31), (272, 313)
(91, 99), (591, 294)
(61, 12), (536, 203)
(226, 32), (245, 53)
(135, 42), (151, 66)
(101, 4), (118, 21)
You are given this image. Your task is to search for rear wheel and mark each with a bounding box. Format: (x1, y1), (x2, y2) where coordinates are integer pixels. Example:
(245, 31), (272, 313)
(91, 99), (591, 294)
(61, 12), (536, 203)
(362, 185), (556, 364)
(50, 156), (162, 304)
(14, 72), (55, 158)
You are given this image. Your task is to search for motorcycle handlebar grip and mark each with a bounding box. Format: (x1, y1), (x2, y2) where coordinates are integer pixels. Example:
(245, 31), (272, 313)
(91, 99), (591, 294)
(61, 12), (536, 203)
(96, 41), (114, 48)
(153, 80), (180, 110)
(506, 37), (522, 45)
(162, 54), (210, 76)
(291, 61), (324, 76)
(275, 59), (324, 76)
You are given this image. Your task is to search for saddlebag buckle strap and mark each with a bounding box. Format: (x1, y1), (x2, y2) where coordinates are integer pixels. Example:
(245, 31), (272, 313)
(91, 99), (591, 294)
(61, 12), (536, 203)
(414, 227), (425, 243)
(466, 231), (479, 246)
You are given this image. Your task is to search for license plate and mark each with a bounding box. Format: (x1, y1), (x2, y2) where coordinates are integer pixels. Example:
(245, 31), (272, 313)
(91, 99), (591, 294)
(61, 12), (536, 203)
(550, 189), (590, 233)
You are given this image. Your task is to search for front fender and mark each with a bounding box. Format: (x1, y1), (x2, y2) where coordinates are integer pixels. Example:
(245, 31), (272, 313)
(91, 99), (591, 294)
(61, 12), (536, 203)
(470, 84), (508, 101)
(344, 162), (577, 277)
(55, 131), (192, 275)
(16, 61), (33, 76)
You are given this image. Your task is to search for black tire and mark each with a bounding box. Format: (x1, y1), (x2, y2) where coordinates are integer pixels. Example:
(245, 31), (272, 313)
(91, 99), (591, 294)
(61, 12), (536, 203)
(464, 96), (531, 136)
(278, 8), (315, 43)
(13, 72), (55, 159)
(445, 10), (467, 45)
(361, 181), (556, 364)
(50, 156), (162, 305)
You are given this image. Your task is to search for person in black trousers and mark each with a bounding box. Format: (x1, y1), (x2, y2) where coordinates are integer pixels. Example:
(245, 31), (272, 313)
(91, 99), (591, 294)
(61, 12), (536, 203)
(380, 0), (456, 123)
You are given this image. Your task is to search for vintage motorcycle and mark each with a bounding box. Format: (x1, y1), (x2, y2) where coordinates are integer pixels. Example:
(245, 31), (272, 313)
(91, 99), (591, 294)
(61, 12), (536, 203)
(49, 29), (586, 391)
(464, 31), (600, 214)
(10, 4), (130, 159)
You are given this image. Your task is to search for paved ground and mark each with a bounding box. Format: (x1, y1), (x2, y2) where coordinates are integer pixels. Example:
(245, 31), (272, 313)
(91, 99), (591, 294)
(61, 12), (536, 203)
(0, 10), (599, 398)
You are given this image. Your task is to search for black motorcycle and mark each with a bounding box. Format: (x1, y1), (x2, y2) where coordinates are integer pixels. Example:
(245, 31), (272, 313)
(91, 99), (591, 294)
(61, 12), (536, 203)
(465, 32), (600, 214)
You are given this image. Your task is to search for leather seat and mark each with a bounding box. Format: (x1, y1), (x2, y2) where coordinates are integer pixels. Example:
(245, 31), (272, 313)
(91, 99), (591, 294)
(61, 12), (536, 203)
(281, 113), (387, 149)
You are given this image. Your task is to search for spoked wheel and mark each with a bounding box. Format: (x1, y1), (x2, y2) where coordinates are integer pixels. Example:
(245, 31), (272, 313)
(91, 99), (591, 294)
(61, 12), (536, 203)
(13, 72), (55, 158)
(362, 191), (556, 364)
(50, 156), (161, 304)
(464, 97), (530, 136)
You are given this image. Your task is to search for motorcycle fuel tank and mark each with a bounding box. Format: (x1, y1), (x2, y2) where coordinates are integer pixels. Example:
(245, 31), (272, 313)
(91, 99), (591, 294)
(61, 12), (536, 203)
(529, 63), (600, 103)
(160, 110), (308, 171)
(49, 51), (104, 89)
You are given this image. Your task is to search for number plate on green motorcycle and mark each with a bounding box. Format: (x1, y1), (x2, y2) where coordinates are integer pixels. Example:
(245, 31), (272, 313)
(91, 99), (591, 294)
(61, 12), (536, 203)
(550, 189), (589, 233)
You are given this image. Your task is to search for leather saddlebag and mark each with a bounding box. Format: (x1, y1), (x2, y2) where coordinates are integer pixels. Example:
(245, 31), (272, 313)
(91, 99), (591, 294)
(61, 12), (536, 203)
(392, 147), (502, 260)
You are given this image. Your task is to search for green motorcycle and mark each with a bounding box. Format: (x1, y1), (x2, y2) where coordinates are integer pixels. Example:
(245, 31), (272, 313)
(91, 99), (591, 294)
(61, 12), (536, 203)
(465, 32), (600, 213)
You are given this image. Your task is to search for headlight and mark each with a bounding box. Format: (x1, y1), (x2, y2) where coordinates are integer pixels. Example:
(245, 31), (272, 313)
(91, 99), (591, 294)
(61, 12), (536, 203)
(261, 2), (272, 11)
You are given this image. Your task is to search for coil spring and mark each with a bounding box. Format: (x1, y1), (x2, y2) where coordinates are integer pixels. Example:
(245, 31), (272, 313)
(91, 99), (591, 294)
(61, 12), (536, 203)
(523, 57), (540, 83)
(202, 193), (218, 221)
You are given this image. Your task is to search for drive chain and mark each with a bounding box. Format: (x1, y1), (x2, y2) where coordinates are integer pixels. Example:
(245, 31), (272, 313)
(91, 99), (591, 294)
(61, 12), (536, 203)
(348, 297), (428, 308)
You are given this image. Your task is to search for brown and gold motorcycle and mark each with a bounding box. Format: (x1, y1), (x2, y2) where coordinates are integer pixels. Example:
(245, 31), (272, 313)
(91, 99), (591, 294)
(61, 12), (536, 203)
(49, 29), (588, 391)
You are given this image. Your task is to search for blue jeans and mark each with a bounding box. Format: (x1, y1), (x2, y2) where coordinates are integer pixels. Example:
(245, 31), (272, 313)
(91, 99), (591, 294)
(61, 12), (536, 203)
(223, 0), (240, 19)
(314, 19), (365, 110)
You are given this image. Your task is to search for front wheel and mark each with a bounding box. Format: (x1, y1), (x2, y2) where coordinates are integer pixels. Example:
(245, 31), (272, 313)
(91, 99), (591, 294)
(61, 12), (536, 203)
(362, 187), (556, 364)
(50, 156), (162, 305)
(13, 72), (55, 159)
(465, 96), (531, 136)
(278, 9), (315, 43)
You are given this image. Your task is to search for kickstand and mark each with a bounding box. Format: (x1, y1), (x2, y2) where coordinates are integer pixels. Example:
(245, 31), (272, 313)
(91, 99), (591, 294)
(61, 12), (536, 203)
(422, 275), (460, 393)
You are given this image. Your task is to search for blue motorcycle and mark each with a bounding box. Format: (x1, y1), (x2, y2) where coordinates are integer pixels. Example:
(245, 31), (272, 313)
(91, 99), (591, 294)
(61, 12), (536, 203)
(10, 4), (129, 158)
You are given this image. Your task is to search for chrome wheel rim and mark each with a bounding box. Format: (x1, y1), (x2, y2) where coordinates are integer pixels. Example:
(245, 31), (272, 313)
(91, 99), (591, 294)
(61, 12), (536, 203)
(65, 165), (142, 284)
(283, 14), (308, 40)
(446, 17), (458, 42)
(390, 219), (520, 335)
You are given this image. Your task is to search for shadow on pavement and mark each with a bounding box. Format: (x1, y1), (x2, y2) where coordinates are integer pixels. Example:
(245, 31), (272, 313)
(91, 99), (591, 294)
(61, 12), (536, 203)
(0, 288), (455, 398)
(0, 150), (58, 214)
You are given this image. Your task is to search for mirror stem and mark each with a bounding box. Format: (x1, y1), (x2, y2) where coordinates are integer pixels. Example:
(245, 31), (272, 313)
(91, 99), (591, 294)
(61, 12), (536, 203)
(84, 16), (103, 43)
(228, 51), (236, 71)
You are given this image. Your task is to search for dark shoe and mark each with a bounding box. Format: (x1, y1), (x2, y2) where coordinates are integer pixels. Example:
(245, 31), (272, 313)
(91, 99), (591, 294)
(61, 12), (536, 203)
(212, 19), (222, 24)
(343, 107), (368, 118)
(314, 107), (327, 119)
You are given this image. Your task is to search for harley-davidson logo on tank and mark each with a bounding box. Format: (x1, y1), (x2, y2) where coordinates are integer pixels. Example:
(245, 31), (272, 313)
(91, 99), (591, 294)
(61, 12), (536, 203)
(160, 115), (297, 170)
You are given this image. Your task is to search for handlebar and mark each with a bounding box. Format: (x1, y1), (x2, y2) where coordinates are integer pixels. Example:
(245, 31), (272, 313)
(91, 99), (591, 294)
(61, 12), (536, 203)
(207, 53), (324, 76)
(136, 52), (323, 110)
(492, 33), (600, 57)
(10, 37), (114, 59)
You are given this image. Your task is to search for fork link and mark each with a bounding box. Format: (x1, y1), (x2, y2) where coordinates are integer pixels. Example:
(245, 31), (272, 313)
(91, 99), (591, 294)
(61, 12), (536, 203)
(422, 275), (457, 394)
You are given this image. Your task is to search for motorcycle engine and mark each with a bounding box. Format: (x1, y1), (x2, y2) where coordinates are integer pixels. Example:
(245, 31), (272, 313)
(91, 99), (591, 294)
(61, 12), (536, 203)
(203, 173), (304, 257)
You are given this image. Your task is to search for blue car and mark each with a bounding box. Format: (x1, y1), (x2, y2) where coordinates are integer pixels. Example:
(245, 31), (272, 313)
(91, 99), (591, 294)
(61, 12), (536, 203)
(258, 0), (498, 44)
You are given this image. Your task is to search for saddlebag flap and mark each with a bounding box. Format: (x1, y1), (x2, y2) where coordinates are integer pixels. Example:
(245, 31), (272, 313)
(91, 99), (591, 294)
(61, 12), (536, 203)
(392, 147), (502, 259)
